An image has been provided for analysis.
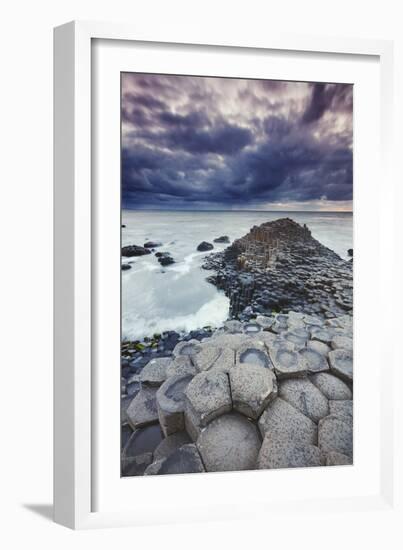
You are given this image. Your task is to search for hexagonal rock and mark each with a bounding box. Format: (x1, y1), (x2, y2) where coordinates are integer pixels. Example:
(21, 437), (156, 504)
(122, 424), (163, 459)
(318, 415), (353, 458)
(306, 339), (331, 356)
(166, 356), (198, 378)
(303, 314), (323, 327)
(300, 348), (329, 374)
(310, 372), (352, 400)
(229, 363), (277, 419)
(224, 319), (243, 334)
(172, 339), (202, 359)
(207, 333), (250, 351)
(328, 349), (353, 383)
(256, 331), (277, 349)
(311, 328), (335, 345)
(146, 444), (206, 475)
(258, 398), (317, 446)
(192, 344), (222, 371)
(280, 330), (308, 351)
(153, 431), (192, 461)
(156, 374), (193, 437)
(278, 378), (329, 423)
(269, 342), (307, 379)
(121, 452), (153, 476)
(126, 387), (159, 429)
(140, 357), (171, 386)
(184, 371), (232, 441)
(209, 347), (235, 374)
(330, 335), (353, 352)
(257, 437), (325, 469)
(325, 451), (352, 466)
(255, 315), (274, 330)
(329, 400), (353, 422)
(244, 322), (261, 335)
(196, 413), (261, 472)
(236, 340), (272, 370)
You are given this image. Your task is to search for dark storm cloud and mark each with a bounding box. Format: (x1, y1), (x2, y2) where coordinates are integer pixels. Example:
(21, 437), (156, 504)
(121, 74), (353, 210)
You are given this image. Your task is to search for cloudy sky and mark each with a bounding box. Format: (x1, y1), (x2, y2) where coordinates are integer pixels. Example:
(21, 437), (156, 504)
(121, 73), (352, 211)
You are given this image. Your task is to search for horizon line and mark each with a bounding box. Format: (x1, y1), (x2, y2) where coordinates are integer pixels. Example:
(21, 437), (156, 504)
(122, 208), (353, 213)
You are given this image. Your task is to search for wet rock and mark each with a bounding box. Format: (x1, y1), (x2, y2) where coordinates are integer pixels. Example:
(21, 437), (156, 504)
(157, 374), (193, 437)
(258, 397), (317, 446)
(244, 322), (261, 334)
(326, 450), (352, 466)
(318, 415), (353, 457)
(229, 363), (277, 419)
(122, 244), (151, 257)
(310, 372), (352, 400)
(269, 342), (307, 379)
(173, 339), (202, 359)
(278, 378), (329, 423)
(196, 413), (261, 472)
(184, 371), (232, 440)
(158, 253), (175, 266)
(236, 340), (271, 369)
(156, 444), (205, 475)
(121, 263), (131, 271)
(258, 438), (325, 469)
(348, 248), (353, 257)
(328, 349), (353, 383)
(140, 357), (171, 386)
(213, 236), (230, 243)
(197, 241), (214, 252)
(300, 347), (329, 373)
(126, 387), (159, 428)
(153, 431), (192, 461)
(144, 241), (162, 248)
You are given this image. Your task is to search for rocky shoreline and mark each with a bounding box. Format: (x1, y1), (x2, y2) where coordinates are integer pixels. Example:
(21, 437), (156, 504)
(121, 218), (353, 476)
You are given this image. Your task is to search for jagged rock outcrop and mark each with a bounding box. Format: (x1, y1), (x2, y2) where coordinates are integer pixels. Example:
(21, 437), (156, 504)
(202, 218), (353, 318)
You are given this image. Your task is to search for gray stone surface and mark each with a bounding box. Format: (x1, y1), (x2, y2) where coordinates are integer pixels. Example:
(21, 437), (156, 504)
(157, 374), (193, 436)
(318, 415), (353, 457)
(310, 372), (353, 400)
(209, 348), (236, 374)
(143, 458), (165, 475)
(122, 424), (163, 458)
(126, 387), (159, 428)
(184, 371), (232, 440)
(229, 363), (277, 419)
(153, 431), (192, 461)
(207, 333), (250, 351)
(196, 413), (261, 472)
(172, 339), (202, 359)
(140, 357), (171, 386)
(329, 400), (353, 422)
(255, 315), (275, 330)
(224, 319), (243, 334)
(258, 438), (325, 469)
(306, 339), (331, 356)
(192, 344), (222, 371)
(328, 349), (353, 382)
(156, 444), (205, 475)
(278, 378), (329, 423)
(166, 356), (198, 378)
(300, 347), (329, 373)
(121, 452), (153, 476)
(258, 397), (317, 446)
(331, 335), (353, 351)
(236, 340), (272, 369)
(325, 451), (352, 466)
(311, 328), (335, 345)
(269, 342), (307, 379)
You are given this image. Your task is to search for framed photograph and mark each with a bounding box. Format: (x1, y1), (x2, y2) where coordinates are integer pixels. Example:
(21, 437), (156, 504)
(54, 21), (395, 529)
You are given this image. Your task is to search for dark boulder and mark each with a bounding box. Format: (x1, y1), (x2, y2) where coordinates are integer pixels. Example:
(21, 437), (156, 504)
(197, 241), (214, 252)
(144, 241), (162, 248)
(347, 249), (353, 257)
(121, 224), (126, 228)
(122, 245), (151, 257)
(158, 253), (175, 266)
(213, 236), (230, 243)
(121, 264), (132, 271)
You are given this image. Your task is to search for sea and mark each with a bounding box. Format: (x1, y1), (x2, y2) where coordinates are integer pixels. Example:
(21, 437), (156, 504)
(121, 210), (353, 341)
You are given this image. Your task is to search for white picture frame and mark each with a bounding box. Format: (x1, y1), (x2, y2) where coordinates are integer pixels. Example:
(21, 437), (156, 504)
(54, 20), (396, 530)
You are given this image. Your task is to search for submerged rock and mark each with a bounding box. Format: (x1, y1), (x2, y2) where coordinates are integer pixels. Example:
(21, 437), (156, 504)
(197, 241), (214, 252)
(213, 235), (230, 243)
(122, 244), (151, 257)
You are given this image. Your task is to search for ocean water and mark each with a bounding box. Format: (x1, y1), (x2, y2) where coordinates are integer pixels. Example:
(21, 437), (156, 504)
(121, 210), (353, 340)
